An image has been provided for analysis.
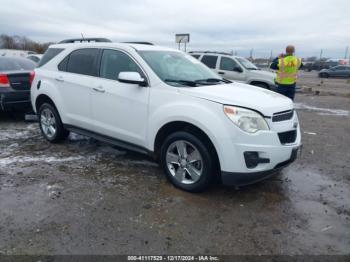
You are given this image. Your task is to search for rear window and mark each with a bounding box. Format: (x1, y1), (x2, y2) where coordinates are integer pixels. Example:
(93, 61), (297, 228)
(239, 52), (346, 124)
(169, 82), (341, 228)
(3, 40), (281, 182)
(65, 48), (99, 76)
(201, 55), (218, 69)
(38, 48), (64, 67)
(0, 57), (36, 71)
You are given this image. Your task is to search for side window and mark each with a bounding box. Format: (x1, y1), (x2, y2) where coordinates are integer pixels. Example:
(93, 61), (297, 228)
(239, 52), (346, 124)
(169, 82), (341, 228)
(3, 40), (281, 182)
(99, 49), (143, 81)
(58, 55), (69, 71)
(201, 55), (218, 69)
(191, 54), (200, 59)
(220, 57), (239, 71)
(66, 48), (99, 76)
(38, 48), (64, 67)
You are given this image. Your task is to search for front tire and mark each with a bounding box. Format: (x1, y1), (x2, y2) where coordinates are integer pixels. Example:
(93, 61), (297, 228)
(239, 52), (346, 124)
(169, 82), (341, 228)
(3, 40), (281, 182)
(160, 131), (215, 192)
(319, 73), (329, 78)
(38, 103), (69, 143)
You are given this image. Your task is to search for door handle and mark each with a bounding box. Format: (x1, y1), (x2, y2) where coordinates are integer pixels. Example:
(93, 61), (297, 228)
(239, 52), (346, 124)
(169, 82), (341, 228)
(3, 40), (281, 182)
(218, 71), (225, 75)
(92, 86), (105, 93)
(55, 76), (64, 82)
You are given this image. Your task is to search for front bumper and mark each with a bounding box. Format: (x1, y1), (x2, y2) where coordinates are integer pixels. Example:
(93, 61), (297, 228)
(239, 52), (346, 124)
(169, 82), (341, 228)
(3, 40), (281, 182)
(0, 91), (31, 111)
(221, 147), (299, 186)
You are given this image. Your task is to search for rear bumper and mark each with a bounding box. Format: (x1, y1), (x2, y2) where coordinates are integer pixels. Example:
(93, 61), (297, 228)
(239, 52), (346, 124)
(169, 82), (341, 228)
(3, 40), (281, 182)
(221, 147), (299, 186)
(0, 91), (31, 111)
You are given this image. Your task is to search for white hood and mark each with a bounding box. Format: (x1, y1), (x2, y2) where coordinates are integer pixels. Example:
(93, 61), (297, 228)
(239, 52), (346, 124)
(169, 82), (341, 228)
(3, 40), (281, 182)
(179, 82), (293, 116)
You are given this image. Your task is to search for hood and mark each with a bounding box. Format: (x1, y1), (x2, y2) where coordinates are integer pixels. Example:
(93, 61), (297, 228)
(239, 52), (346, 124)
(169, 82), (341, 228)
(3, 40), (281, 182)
(249, 69), (276, 79)
(178, 82), (293, 116)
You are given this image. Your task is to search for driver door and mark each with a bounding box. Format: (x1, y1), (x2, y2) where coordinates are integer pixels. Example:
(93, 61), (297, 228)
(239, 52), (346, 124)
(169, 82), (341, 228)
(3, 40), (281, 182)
(91, 49), (150, 148)
(218, 56), (246, 82)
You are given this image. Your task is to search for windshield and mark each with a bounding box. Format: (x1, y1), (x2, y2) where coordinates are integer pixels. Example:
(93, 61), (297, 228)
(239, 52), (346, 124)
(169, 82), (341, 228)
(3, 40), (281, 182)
(139, 51), (223, 87)
(0, 57), (36, 71)
(236, 57), (258, 70)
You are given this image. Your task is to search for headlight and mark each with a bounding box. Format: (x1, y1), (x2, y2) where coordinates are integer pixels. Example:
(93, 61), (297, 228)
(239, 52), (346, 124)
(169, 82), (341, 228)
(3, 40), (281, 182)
(223, 105), (269, 133)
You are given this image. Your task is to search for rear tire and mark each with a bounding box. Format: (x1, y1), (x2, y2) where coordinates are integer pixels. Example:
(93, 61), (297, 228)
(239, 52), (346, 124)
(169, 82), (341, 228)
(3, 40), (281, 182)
(160, 131), (215, 192)
(38, 103), (69, 143)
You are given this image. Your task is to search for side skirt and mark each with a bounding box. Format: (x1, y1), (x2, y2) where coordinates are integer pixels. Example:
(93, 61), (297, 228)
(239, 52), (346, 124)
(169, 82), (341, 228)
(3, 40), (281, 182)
(64, 124), (153, 156)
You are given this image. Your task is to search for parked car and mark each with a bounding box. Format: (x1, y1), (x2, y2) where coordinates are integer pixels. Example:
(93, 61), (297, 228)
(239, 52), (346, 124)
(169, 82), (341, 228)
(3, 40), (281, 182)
(31, 39), (301, 192)
(27, 54), (43, 64)
(319, 65), (350, 78)
(0, 57), (35, 111)
(303, 60), (339, 72)
(189, 51), (277, 90)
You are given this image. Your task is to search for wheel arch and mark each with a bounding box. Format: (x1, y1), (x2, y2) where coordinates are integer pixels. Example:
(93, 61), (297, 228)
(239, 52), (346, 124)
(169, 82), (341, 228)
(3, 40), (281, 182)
(35, 94), (57, 112)
(249, 80), (271, 89)
(153, 121), (221, 172)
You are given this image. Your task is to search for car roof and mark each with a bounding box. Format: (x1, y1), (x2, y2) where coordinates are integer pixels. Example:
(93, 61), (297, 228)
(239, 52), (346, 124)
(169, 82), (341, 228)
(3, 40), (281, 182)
(189, 51), (242, 58)
(49, 42), (178, 52)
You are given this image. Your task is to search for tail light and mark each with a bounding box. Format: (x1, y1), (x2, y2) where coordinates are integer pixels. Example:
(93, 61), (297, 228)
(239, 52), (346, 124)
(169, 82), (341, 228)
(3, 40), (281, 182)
(0, 74), (10, 88)
(29, 71), (35, 87)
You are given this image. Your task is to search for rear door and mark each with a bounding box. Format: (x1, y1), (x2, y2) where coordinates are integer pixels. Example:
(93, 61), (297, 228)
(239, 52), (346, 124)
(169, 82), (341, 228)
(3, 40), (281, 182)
(56, 48), (100, 130)
(90, 48), (150, 147)
(200, 55), (219, 72)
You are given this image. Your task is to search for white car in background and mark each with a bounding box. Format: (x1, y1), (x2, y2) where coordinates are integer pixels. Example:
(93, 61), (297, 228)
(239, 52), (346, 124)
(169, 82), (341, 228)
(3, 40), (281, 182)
(27, 54), (43, 64)
(31, 38), (301, 192)
(189, 51), (277, 90)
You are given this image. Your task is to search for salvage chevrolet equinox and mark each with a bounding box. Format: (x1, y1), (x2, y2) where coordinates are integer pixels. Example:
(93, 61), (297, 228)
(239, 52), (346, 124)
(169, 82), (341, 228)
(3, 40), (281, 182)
(31, 38), (301, 192)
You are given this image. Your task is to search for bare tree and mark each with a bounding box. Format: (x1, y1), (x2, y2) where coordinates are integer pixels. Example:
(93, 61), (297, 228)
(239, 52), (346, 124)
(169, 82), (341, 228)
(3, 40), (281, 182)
(0, 34), (53, 53)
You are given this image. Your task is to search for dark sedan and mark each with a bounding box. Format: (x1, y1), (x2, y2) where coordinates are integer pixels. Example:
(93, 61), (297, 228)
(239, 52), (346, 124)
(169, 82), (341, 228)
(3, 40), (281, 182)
(0, 57), (36, 111)
(319, 65), (350, 78)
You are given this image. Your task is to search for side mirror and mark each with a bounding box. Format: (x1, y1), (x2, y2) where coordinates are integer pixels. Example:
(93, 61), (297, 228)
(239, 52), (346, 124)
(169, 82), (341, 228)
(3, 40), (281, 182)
(118, 72), (147, 86)
(233, 66), (243, 73)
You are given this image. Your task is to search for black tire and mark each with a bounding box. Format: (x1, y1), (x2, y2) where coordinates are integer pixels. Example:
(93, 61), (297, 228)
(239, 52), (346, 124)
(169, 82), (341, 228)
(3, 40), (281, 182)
(251, 82), (270, 89)
(319, 73), (329, 78)
(38, 103), (69, 143)
(160, 131), (215, 192)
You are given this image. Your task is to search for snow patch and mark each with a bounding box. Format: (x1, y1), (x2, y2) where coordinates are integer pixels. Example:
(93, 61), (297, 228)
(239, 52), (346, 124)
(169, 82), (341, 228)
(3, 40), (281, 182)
(0, 155), (84, 166)
(294, 103), (349, 116)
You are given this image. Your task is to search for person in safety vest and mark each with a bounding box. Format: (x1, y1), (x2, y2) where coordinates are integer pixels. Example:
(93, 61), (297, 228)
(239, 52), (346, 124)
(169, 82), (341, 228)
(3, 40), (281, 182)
(270, 45), (303, 100)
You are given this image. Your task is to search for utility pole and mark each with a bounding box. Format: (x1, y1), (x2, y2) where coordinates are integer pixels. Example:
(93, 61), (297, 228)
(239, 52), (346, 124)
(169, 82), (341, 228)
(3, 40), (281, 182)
(345, 46), (349, 59)
(319, 49), (323, 60)
(318, 49), (324, 71)
(250, 49), (254, 60)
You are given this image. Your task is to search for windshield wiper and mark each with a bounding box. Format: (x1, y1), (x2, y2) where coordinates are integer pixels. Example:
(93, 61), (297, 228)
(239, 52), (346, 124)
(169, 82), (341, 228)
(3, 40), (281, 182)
(164, 79), (198, 87)
(195, 78), (231, 84)
(247, 68), (259, 70)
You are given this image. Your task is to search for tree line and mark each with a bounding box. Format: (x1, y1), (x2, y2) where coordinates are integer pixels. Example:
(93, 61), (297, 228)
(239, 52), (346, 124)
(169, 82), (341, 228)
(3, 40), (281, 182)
(0, 34), (54, 54)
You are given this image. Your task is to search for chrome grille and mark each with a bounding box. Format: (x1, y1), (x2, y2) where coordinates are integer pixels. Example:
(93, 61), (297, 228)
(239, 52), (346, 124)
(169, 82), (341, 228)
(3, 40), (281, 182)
(272, 110), (294, 122)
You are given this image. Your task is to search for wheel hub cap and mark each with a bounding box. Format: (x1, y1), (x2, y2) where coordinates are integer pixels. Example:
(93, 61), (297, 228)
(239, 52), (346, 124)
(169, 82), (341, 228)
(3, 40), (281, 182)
(166, 140), (203, 185)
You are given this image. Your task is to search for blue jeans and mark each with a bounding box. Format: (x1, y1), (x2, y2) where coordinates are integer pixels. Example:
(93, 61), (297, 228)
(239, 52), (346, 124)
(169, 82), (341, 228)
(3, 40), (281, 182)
(277, 83), (296, 100)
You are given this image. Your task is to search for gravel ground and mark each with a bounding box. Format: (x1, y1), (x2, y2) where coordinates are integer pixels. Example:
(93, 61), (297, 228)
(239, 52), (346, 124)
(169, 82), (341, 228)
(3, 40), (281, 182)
(0, 74), (349, 256)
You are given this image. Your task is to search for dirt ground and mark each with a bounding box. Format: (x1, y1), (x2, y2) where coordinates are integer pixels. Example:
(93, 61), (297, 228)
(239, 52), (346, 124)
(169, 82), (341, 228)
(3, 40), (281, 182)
(0, 74), (349, 256)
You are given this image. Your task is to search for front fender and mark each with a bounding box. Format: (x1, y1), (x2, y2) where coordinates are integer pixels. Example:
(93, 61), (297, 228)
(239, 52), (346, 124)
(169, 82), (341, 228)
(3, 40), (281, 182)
(147, 97), (232, 167)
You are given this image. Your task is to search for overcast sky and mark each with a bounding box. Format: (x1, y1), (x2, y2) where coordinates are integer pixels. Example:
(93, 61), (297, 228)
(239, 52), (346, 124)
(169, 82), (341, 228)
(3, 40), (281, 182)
(1, 0), (350, 58)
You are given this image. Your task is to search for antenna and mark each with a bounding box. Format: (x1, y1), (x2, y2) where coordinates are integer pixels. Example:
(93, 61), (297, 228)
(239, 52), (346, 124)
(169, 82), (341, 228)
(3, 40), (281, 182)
(81, 33), (85, 41)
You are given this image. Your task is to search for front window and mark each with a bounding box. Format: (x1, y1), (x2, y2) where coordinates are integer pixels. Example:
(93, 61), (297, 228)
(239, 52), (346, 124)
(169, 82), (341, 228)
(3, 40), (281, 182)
(139, 51), (224, 87)
(236, 57), (258, 70)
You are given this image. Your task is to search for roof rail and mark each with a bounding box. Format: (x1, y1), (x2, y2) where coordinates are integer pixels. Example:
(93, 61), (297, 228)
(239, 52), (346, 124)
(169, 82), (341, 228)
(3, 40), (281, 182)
(122, 41), (154, 45)
(189, 51), (233, 56)
(58, 38), (112, 44)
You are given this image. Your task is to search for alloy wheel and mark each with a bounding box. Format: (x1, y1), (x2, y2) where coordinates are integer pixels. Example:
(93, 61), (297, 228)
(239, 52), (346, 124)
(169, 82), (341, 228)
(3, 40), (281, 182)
(165, 140), (203, 185)
(40, 108), (57, 139)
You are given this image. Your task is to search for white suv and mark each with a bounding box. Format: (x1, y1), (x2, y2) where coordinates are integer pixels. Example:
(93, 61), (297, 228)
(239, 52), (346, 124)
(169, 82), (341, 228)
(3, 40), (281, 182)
(31, 39), (301, 192)
(189, 51), (277, 90)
